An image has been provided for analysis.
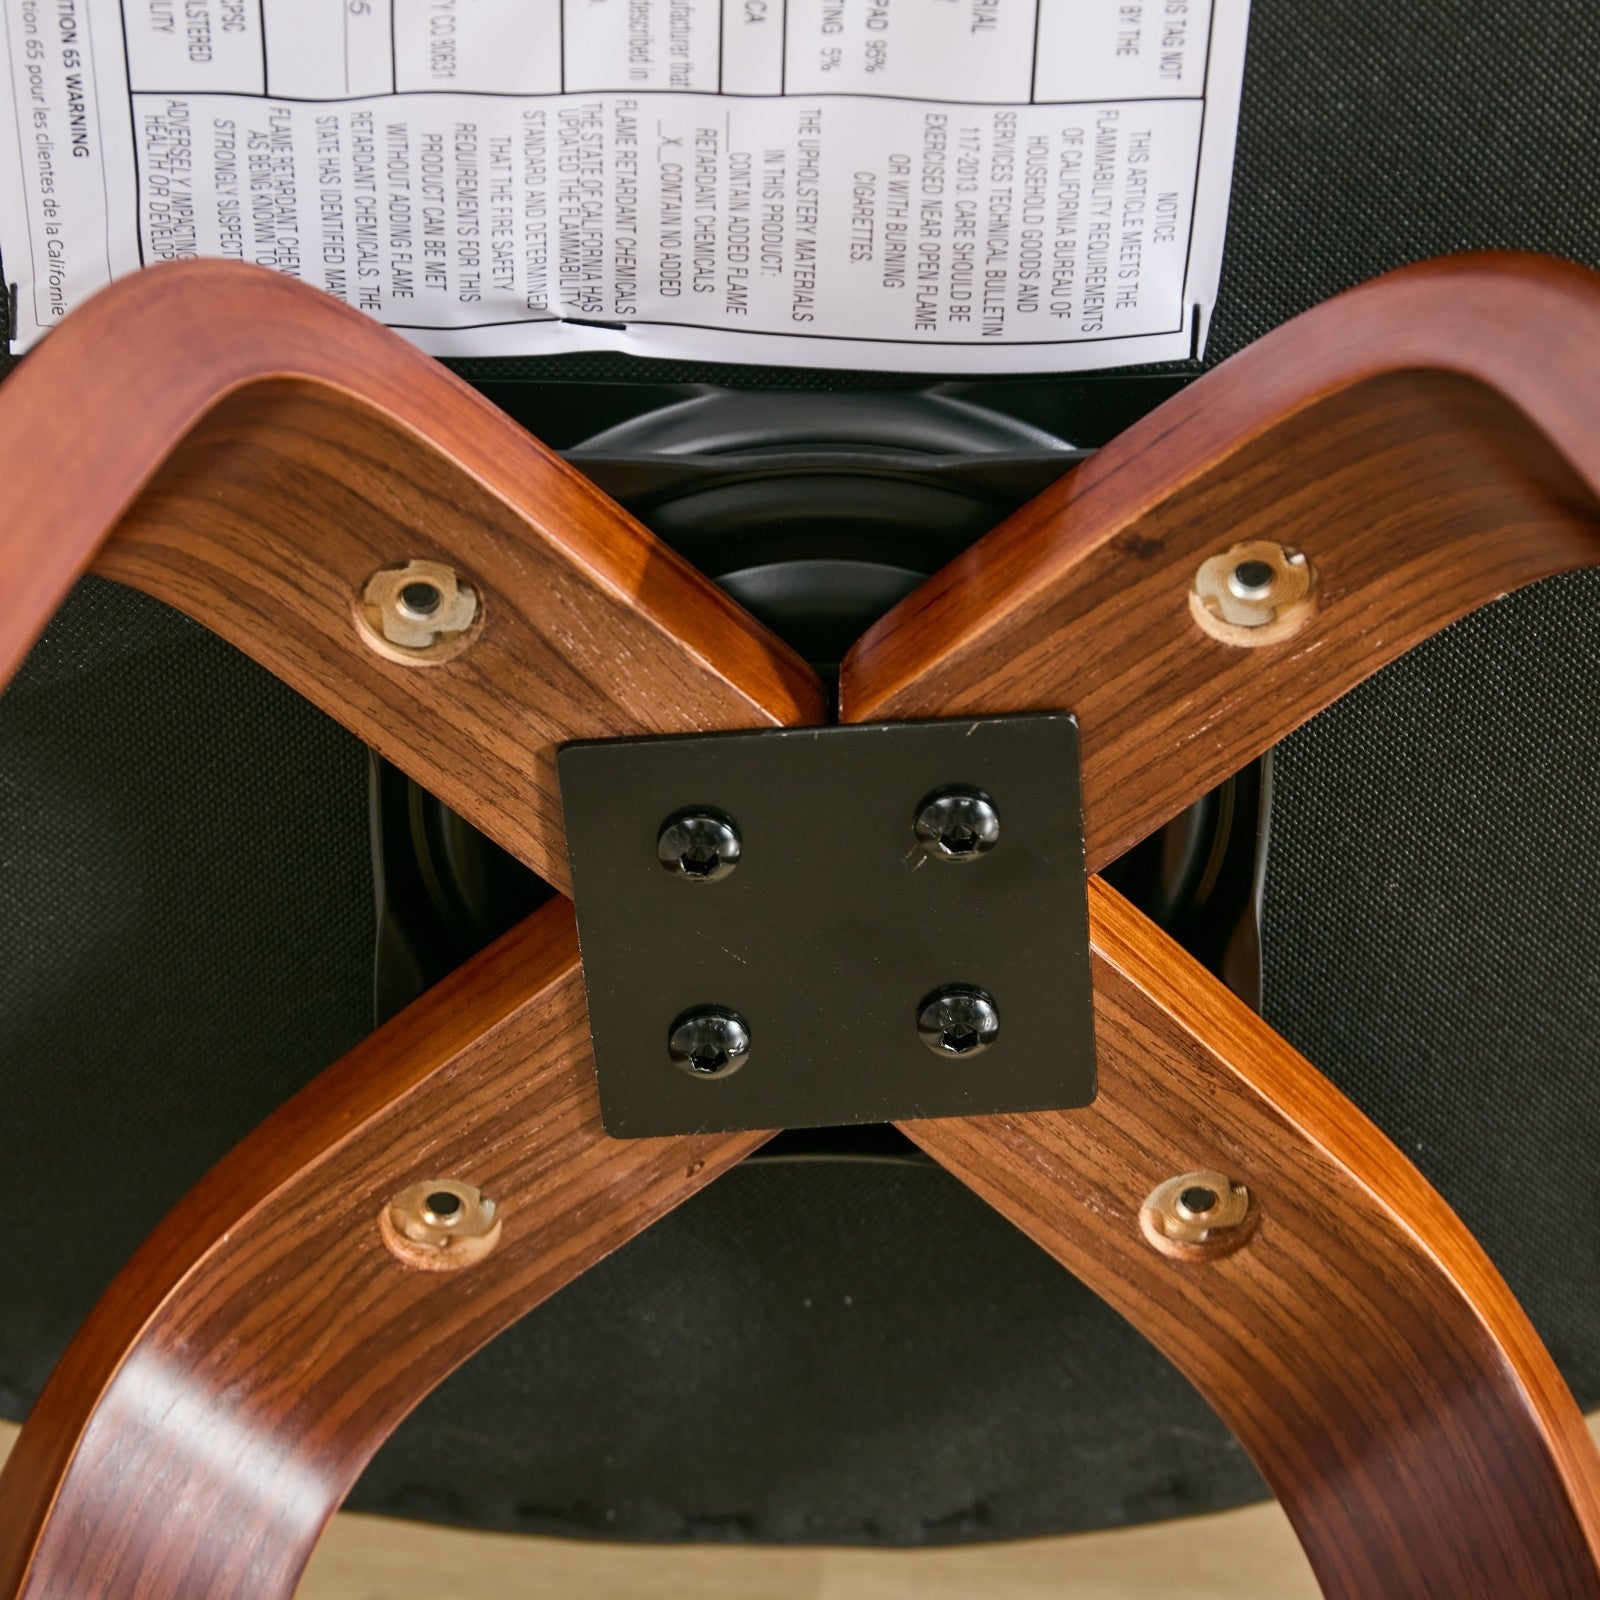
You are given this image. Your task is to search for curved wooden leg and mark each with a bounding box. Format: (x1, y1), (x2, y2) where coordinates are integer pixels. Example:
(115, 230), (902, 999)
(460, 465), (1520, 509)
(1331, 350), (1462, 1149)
(896, 882), (1600, 1598)
(841, 252), (1600, 873)
(0, 260), (823, 887)
(0, 263), (822, 1596)
(0, 900), (769, 1598)
(7, 253), (1600, 1596)
(837, 252), (1600, 1595)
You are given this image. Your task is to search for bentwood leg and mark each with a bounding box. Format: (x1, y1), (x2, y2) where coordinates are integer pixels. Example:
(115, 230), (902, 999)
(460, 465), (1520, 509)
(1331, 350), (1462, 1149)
(3, 254), (1599, 1597)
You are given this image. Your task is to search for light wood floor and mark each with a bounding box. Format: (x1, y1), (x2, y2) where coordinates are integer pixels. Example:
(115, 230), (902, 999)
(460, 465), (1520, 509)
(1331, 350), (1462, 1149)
(5, 1414), (1598, 1596)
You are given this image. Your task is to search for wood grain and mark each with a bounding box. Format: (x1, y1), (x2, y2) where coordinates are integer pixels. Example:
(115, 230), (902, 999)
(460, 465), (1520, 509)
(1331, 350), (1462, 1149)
(0, 261), (824, 891)
(300, 1412), (1600, 1600)
(0, 903), (768, 1599)
(7, 253), (1600, 1597)
(0, 261), (822, 1595)
(845, 252), (1600, 1592)
(24, 1413), (1572, 1600)
(891, 881), (1600, 1597)
(841, 252), (1600, 872)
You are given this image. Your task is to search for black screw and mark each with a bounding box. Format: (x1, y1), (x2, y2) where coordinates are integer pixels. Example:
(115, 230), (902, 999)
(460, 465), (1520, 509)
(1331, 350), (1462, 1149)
(917, 985), (1000, 1057)
(668, 1007), (751, 1078)
(913, 787), (1000, 861)
(657, 809), (742, 882)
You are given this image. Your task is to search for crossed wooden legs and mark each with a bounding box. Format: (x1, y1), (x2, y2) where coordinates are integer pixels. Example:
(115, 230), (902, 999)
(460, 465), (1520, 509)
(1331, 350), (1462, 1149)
(2, 255), (1600, 1597)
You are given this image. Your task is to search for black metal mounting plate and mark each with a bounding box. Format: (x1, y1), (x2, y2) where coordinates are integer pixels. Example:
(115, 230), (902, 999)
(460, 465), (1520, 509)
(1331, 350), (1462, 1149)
(558, 715), (1095, 1138)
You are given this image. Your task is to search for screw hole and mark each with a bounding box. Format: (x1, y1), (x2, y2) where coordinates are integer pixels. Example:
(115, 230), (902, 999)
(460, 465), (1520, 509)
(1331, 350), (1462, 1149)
(1141, 1170), (1256, 1259)
(382, 1180), (501, 1271)
(1191, 542), (1317, 647)
(1229, 560), (1275, 599)
(357, 562), (481, 664)
(399, 581), (444, 618)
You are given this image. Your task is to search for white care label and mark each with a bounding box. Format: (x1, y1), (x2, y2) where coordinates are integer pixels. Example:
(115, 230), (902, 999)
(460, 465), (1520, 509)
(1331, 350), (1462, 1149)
(0, 0), (1249, 369)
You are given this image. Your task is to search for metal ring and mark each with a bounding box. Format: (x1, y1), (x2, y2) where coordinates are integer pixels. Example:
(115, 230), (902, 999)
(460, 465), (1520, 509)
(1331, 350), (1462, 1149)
(1140, 1169), (1257, 1259)
(356, 560), (482, 665)
(1190, 541), (1317, 646)
(380, 1178), (502, 1271)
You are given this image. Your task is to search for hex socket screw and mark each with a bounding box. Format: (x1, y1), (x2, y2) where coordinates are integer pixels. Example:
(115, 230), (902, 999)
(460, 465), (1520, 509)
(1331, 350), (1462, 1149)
(657, 809), (742, 881)
(917, 985), (1001, 1057)
(913, 787), (1000, 861)
(668, 1007), (752, 1078)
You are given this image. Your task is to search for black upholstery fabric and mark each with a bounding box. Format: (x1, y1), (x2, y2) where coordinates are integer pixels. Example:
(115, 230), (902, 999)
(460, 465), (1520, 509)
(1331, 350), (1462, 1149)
(0, 580), (374, 1413)
(2, 0), (1599, 1554)
(350, 570), (1600, 1540)
(1206, 0), (1600, 363)
(1260, 571), (1600, 1406)
(350, 1160), (1263, 1542)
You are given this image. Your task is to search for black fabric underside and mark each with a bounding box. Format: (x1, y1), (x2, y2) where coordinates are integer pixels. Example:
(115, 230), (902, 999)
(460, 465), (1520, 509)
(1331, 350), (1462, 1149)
(1259, 572), (1600, 1410)
(348, 575), (1600, 1543)
(0, 582), (375, 1416)
(3, 0), (1600, 1550)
